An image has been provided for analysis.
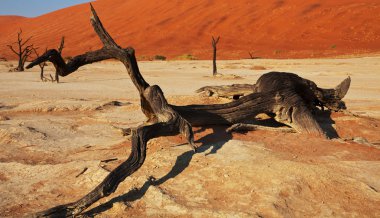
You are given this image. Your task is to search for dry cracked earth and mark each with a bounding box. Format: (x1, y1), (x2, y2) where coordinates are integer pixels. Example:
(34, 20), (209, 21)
(0, 57), (379, 217)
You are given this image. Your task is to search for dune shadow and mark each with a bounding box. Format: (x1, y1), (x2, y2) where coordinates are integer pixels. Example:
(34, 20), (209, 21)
(84, 125), (232, 217)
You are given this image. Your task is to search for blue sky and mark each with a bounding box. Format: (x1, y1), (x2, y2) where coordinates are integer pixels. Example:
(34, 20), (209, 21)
(0, 0), (93, 17)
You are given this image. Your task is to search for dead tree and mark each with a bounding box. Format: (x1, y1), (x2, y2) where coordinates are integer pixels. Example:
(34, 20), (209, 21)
(26, 4), (350, 217)
(7, 29), (33, 72)
(32, 48), (50, 81)
(211, 36), (220, 76)
(248, 52), (253, 59)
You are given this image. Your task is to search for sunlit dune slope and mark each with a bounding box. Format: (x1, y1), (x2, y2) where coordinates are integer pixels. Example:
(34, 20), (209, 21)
(0, 0), (379, 60)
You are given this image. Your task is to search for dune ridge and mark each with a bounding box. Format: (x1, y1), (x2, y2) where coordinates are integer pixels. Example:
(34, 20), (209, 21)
(0, 0), (380, 60)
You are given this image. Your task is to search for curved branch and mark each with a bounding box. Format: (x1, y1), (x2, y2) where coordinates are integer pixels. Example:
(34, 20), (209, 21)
(58, 37), (65, 54)
(90, 3), (119, 49)
(7, 45), (18, 56)
(27, 48), (120, 76)
(21, 36), (32, 47)
(29, 5), (196, 216)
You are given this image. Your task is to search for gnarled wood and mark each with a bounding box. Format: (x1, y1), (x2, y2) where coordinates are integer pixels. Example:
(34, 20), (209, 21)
(253, 72), (350, 112)
(226, 123), (296, 133)
(196, 72), (350, 112)
(211, 36), (220, 76)
(55, 36), (65, 83)
(26, 4), (348, 217)
(196, 84), (255, 99)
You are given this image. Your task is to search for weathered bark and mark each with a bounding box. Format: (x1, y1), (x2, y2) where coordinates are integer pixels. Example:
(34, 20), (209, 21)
(196, 84), (255, 99)
(26, 4), (346, 217)
(226, 123), (296, 133)
(211, 36), (220, 76)
(58, 36), (65, 54)
(197, 72), (351, 112)
(55, 36), (65, 83)
(7, 29), (33, 72)
(175, 87), (325, 135)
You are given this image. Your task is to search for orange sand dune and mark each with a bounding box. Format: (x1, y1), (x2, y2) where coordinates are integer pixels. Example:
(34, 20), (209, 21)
(0, 0), (380, 60)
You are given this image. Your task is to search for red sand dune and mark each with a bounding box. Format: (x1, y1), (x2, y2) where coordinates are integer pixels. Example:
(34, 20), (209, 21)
(0, 0), (380, 60)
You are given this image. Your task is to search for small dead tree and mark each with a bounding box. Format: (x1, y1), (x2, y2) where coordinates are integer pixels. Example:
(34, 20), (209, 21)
(7, 29), (33, 72)
(248, 52), (254, 59)
(211, 36), (220, 76)
(32, 47), (49, 81)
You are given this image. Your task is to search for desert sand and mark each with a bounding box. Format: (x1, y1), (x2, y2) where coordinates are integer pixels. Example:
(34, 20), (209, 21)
(0, 57), (379, 217)
(1, 0), (380, 60)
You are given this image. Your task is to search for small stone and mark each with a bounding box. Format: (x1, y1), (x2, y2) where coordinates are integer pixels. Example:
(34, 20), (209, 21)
(353, 137), (369, 144)
(0, 115), (10, 121)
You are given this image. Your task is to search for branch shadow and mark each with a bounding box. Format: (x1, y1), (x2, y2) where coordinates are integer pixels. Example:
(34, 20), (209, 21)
(81, 111), (338, 217)
(315, 110), (339, 138)
(84, 125), (232, 217)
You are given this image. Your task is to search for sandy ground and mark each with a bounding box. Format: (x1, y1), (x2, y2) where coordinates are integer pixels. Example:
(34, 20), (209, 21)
(0, 57), (380, 217)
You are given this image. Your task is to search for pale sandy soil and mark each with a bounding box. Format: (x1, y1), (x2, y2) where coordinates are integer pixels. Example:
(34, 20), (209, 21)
(0, 57), (379, 217)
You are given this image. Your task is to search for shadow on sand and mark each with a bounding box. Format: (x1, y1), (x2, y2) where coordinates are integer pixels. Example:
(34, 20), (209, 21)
(84, 125), (232, 216)
(315, 110), (339, 139)
(84, 112), (337, 216)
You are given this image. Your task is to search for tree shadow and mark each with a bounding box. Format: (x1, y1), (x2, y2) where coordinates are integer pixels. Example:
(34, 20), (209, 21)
(83, 112), (338, 216)
(315, 110), (339, 138)
(84, 125), (232, 217)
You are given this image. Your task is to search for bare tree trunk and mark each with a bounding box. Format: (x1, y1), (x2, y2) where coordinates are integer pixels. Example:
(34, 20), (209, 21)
(212, 36), (220, 76)
(25, 4), (350, 217)
(17, 55), (24, 71)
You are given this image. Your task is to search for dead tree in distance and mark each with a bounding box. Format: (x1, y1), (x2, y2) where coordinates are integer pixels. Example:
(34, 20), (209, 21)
(248, 52), (254, 59)
(6, 28), (33, 72)
(32, 48), (49, 81)
(212, 36), (220, 76)
(26, 4), (350, 217)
